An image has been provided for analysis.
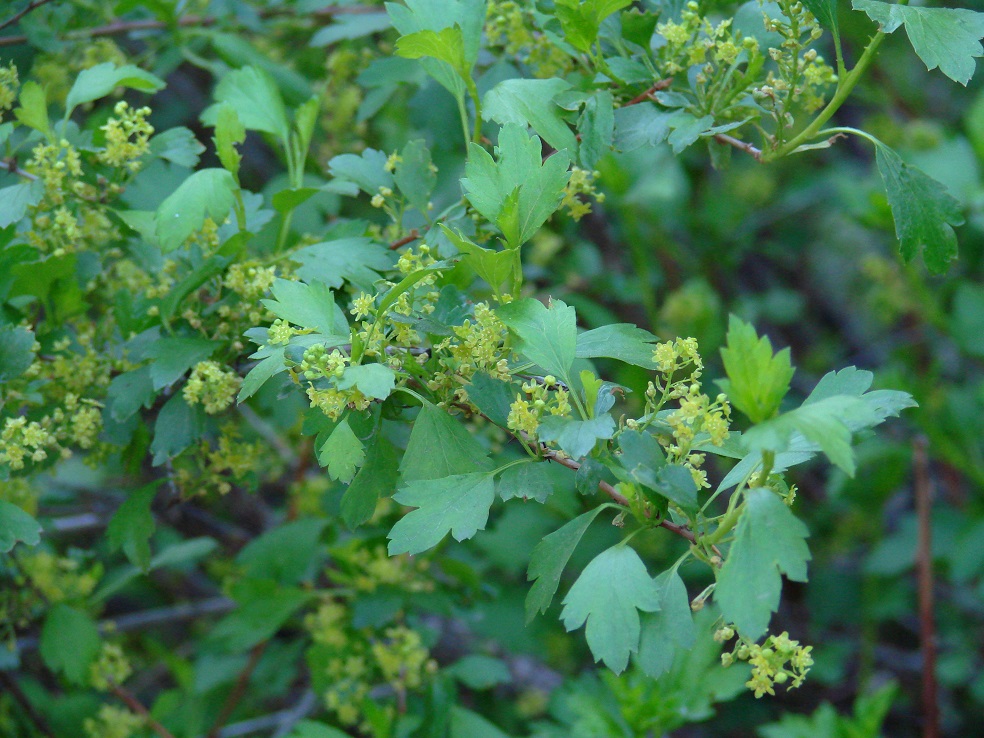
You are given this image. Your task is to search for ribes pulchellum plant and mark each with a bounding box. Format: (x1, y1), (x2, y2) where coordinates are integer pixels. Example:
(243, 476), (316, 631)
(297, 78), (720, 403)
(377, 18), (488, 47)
(0, 0), (977, 735)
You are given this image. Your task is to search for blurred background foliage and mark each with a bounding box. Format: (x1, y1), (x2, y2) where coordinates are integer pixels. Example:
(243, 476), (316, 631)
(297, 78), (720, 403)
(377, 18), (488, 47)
(1, 0), (983, 736)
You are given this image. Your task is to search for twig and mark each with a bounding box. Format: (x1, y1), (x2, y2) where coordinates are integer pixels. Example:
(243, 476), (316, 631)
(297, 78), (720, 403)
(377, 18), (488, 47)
(207, 642), (269, 738)
(0, 0), (57, 33)
(0, 5), (380, 48)
(13, 597), (236, 654)
(713, 133), (762, 162)
(543, 449), (702, 546)
(0, 671), (57, 738)
(2, 158), (39, 181)
(110, 682), (178, 738)
(913, 436), (939, 738)
(625, 78), (673, 106)
(389, 229), (420, 250)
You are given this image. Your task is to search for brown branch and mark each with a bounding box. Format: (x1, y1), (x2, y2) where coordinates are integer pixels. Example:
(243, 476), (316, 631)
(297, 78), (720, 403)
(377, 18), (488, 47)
(110, 682), (178, 738)
(913, 436), (939, 738)
(0, 671), (56, 738)
(624, 78), (674, 106)
(713, 133), (762, 162)
(0, 0), (57, 33)
(543, 449), (702, 546)
(0, 5), (379, 48)
(2, 158), (39, 181)
(389, 229), (420, 250)
(207, 642), (268, 738)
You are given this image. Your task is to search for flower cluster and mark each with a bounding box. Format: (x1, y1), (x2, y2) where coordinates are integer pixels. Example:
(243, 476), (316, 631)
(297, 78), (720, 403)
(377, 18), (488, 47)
(485, 1), (572, 78)
(753, 0), (837, 135)
(0, 63), (18, 118)
(183, 361), (242, 415)
(83, 705), (144, 738)
(561, 167), (605, 222)
(718, 627), (814, 698)
(305, 598), (436, 730)
(507, 375), (572, 436)
(15, 550), (102, 604)
(329, 543), (435, 595)
(89, 642), (133, 691)
(98, 101), (154, 171)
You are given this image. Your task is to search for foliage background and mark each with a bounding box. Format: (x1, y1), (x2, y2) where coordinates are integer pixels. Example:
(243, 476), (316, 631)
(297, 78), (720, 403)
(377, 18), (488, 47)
(0, 1), (982, 737)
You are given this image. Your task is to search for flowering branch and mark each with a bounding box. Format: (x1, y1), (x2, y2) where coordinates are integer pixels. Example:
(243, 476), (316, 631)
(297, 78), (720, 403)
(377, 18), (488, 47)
(0, 0), (57, 33)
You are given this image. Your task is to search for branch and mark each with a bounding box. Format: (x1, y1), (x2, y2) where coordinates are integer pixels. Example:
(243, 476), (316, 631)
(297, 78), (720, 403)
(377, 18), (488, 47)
(713, 133), (762, 162)
(624, 78), (673, 106)
(2, 158), (39, 181)
(389, 229), (421, 250)
(0, 671), (56, 738)
(110, 682), (178, 738)
(0, 5), (380, 48)
(207, 642), (268, 738)
(542, 449), (700, 545)
(0, 0), (56, 33)
(914, 436), (940, 738)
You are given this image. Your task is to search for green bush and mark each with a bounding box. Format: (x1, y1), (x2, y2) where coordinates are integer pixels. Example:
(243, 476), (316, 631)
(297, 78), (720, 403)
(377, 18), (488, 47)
(1, 1), (981, 736)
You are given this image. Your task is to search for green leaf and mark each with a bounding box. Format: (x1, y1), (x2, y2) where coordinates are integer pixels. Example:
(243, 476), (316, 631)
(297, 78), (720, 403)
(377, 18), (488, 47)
(874, 141), (964, 273)
(13, 81), (50, 136)
(211, 103), (245, 181)
(497, 461), (553, 502)
(154, 168), (239, 253)
(393, 139), (437, 213)
(262, 278), (338, 336)
(40, 604), (101, 684)
(649, 464), (699, 513)
(150, 393), (205, 465)
(538, 413), (616, 460)
(272, 187), (319, 213)
(105, 367), (155, 422)
(65, 62), (165, 116)
(0, 325), (36, 382)
(450, 707), (512, 738)
(387, 471), (496, 555)
(717, 315), (794, 424)
(0, 180), (45, 229)
(0, 500), (42, 553)
(310, 11), (392, 46)
(461, 124), (571, 248)
(636, 569), (696, 677)
(396, 26), (469, 81)
(853, 1), (984, 86)
(617, 429), (666, 487)
(237, 519), (327, 584)
(400, 403), (492, 482)
(210, 580), (311, 652)
(318, 417), (366, 483)
(238, 354), (287, 403)
(145, 337), (219, 390)
(482, 78), (578, 155)
(328, 148), (393, 196)
(200, 65), (290, 142)
(526, 507), (606, 622)
(447, 654), (512, 689)
(285, 720), (353, 738)
(744, 367), (916, 476)
(802, 0), (838, 33)
(106, 483), (158, 572)
(576, 324), (659, 368)
(466, 372), (516, 428)
(496, 297), (578, 381)
(715, 487), (810, 639)
(293, 237), (394, 291)
(441, 225), (514, 293)
(149, 126), (205, 168)
(614, 103), (672, 151)
(578, 90), (615, 168)
(555, 0), (633, 52)
(561, 544), (662, 673)
(336, 364), (396, 400)
(342, 436), (399, 528)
